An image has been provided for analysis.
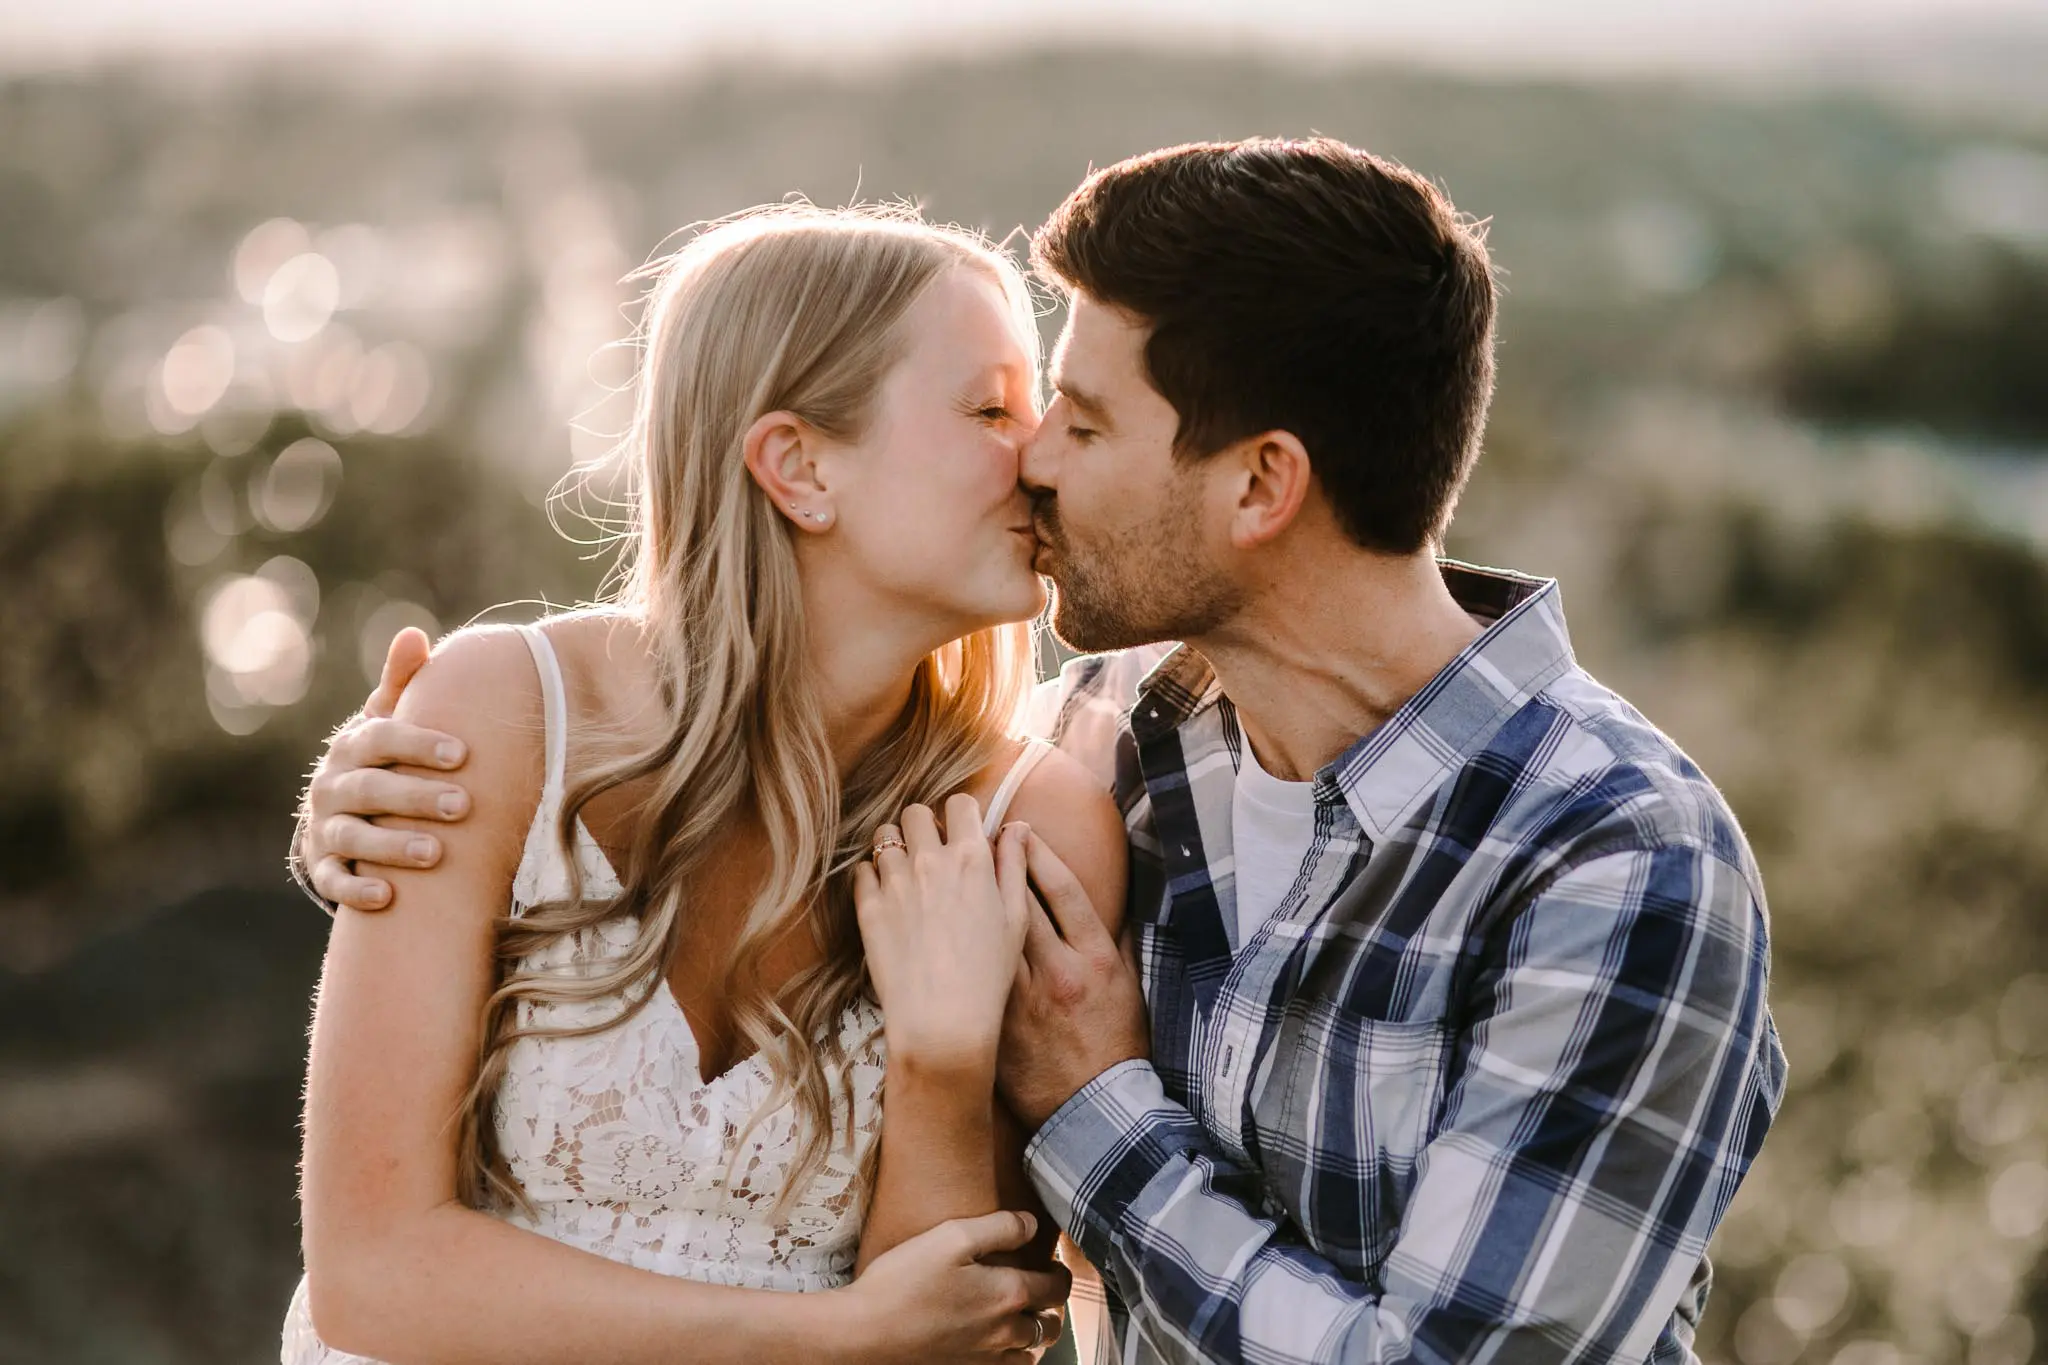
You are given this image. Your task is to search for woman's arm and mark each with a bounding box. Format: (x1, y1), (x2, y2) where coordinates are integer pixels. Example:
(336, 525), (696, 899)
(301, 628), (1064, 1365)
(853, 754), (1128, 1277)
(303, 626), (806, 1363)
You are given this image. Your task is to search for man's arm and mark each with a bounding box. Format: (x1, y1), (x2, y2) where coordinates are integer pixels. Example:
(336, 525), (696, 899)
(1020, 846), (1783, 1364)
(290, 626), (475, 912)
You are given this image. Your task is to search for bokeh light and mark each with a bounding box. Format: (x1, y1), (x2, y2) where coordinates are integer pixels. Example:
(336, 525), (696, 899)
(234, 218), (313, 304)
(262, 252), (340, 343)
(158, 325), (236, 420)
(199, 572), (312, 703)
(252, 437), (343, 533)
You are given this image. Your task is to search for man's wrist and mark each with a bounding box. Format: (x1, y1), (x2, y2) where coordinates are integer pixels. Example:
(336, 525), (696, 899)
(1017, 1047), (1145, 1133)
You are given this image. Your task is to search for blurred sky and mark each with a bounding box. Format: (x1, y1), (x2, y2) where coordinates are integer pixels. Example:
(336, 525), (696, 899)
(5, 0), (2047, 88)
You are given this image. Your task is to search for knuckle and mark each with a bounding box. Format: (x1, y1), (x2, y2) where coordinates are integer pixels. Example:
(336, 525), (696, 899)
(406, 781), (444, 818)
(323, 728), (356, 769)
(345, 719), (384, 760)
(351, 823), (392, 863)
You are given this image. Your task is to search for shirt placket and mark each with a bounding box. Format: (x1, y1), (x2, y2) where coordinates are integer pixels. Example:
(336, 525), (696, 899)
(1203, 784), (1365, 1164)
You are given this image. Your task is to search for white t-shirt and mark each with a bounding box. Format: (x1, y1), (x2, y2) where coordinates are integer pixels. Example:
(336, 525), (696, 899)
(1230, 738), (1320, 951)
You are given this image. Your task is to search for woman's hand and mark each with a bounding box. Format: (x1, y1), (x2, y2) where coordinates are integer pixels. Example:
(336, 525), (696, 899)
(854, 795), (1031, 1075)
(839, 1210), (1070, 1364)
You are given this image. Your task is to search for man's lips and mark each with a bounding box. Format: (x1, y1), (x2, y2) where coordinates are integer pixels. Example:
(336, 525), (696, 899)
(1028, 530), (1056, 574)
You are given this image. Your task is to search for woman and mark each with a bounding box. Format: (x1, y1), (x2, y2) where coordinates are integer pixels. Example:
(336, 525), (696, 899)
(281, 203), (1126, 1363)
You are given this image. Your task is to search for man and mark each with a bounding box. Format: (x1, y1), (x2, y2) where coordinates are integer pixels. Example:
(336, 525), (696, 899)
(296, 139), (1784, 1363)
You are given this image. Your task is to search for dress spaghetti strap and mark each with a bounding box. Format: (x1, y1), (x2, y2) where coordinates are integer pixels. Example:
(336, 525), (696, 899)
(512, 623), (570, 804)
(980, 738), (1054, 837)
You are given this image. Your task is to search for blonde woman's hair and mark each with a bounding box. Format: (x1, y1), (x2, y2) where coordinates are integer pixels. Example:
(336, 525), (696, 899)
(453, 203), (1041, 1217)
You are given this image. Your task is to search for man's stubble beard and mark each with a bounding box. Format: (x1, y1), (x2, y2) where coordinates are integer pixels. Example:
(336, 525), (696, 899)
(1038, 494), (1240, 654)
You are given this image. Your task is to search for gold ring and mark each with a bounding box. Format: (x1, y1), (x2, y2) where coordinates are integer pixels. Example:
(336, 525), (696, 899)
(1028, 1313), (1046, 1351)
(872, 835), (907, 855)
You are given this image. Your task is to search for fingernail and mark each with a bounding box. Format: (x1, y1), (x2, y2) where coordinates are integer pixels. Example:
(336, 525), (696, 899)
(407, 837), (436, 864)
(438, 792), (467, 817)
(363, 884), (390, 907)
(436, 741), (465, 766)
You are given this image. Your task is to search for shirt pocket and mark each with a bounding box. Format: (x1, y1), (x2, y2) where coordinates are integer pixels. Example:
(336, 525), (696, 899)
(1253, 1004), (1451, 1281)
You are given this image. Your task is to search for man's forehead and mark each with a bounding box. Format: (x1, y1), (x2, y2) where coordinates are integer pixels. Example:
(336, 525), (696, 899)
(1054, 293), (1145, 379)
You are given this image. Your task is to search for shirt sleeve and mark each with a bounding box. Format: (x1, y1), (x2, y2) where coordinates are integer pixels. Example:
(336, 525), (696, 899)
(1024, 846), (1784, 1364)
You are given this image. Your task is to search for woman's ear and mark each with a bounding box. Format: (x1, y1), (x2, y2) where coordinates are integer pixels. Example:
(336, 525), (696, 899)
(742, 410), (835, 531)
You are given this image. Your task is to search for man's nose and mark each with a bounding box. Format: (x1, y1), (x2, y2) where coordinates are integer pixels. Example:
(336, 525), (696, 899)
(1018, 421), (1056, 495)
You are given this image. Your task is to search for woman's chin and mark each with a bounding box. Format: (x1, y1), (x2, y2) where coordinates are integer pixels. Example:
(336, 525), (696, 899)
(1015, 572), (1051, 622)
(962, 573), (1049, 631)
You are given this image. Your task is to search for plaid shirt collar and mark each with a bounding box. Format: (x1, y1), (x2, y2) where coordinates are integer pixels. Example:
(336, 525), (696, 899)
(1125, 559), (1569, 842)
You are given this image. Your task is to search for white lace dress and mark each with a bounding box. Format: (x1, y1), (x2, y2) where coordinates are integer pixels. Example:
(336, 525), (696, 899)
(282, 623), (1053, 1363)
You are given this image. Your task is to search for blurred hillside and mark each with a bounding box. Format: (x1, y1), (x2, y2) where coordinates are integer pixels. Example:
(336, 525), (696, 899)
(3, 49), (2047, 1365)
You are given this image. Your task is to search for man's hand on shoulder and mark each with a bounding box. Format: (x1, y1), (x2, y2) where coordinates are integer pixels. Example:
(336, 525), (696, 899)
(296, 626), (476, 912)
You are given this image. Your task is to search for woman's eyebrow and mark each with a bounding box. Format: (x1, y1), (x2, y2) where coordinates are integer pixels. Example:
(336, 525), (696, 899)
(958, 361), (1033, 394)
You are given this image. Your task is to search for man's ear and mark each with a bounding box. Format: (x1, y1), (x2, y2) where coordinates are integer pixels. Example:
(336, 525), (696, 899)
(742, 410), (836, 531)
(1224, 429), (1313, 550)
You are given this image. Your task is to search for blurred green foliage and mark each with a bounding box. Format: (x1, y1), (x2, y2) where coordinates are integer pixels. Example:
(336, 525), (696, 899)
(2, 48), (2046, 1365)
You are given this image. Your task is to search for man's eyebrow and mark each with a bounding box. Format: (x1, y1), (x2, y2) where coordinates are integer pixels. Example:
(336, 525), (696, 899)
(1052, 377), (1113, 422)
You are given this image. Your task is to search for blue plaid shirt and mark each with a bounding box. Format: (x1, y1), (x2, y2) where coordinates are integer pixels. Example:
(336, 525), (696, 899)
(1020, 562), (1786, 1365)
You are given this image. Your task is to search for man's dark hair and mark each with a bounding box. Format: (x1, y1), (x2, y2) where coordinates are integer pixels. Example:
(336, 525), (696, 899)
(1032, 137), (1497, 554)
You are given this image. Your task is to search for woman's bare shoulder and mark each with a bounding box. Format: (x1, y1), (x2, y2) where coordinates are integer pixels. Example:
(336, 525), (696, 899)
(394, 624), (542, 737)
(386, 625), (548, 865)
(528, 609), (663, 731)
